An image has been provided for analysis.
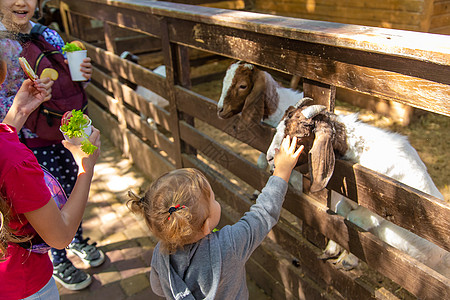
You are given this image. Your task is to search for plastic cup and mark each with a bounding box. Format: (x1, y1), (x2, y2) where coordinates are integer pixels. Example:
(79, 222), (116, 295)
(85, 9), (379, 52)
(60, 117), (92, 145)
(66, 50), (87, 81)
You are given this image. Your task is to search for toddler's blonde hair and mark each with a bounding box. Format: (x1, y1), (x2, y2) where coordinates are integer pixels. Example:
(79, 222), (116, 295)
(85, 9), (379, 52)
(127, 168), (211, 254)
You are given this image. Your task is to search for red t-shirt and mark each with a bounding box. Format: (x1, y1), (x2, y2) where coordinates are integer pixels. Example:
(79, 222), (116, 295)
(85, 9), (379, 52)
(0, 124), (53, 299)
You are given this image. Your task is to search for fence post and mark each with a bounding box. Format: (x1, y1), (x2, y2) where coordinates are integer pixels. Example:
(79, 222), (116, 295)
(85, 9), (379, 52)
(160, 18), (195, 168)
(303, 78), (336, 112)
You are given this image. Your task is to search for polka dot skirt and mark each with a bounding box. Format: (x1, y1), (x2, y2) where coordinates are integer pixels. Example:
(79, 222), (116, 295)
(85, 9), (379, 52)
(31, 143), (78, 197)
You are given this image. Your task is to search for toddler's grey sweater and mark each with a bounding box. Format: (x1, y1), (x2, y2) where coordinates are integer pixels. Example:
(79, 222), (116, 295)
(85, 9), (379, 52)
(150, 176), (288, 299)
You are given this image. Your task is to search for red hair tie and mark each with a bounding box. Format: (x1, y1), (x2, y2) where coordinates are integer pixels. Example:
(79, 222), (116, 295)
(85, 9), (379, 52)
(168, 204), (185, 220)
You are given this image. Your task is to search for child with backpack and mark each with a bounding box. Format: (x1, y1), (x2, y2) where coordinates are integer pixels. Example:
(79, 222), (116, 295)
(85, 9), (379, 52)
(0, 0), (104, 290)
(127, 136), (303, 299)
(0, 35), (101, 299)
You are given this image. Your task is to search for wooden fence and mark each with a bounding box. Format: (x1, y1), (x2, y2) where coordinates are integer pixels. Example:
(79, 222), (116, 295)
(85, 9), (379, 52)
(57, 0), (450, 299)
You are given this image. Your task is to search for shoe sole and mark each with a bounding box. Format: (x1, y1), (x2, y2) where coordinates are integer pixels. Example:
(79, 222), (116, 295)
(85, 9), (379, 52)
(53, 273), (92, 291)
(69, 248), (106, 267)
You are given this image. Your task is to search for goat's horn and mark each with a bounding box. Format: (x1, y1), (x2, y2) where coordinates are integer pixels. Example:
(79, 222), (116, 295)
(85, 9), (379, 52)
(294, 97), (314, 108)
(301, 105), (327, 119)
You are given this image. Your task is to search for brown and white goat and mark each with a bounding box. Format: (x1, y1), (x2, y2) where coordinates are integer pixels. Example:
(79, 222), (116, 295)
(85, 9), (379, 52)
(217, 61), (305, 193)
(217, 61), (304, 127)
(266, 100), (448, 275)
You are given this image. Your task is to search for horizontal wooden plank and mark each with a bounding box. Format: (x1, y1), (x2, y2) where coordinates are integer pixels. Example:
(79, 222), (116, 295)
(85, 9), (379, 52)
(121, 108), (176, 159)
(430, 13), (450, 29)
(85, 83), (121, 117)
(326, 160), (450, 252)
(179, 120), (269, 190)
(182, 155), (370, 299)
(63, 0), (450, 66)
(429, 25), (450, 34)
(85, 42), (169, 100)
(90, 65), (172, 132)
(93, 34), (162, 55)
(88, 100), (124, 145)
(433, 1), (450, 15)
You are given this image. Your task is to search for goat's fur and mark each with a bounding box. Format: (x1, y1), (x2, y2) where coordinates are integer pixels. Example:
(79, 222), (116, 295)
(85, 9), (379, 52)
(266, 100), (448, 276)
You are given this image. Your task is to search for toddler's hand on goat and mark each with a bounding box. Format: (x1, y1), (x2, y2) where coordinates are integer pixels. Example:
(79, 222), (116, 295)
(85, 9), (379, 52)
(273, 135), (303, 183)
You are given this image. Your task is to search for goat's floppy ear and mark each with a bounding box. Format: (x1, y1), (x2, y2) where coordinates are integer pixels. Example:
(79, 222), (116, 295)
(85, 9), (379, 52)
(240, 68), (266, 124)
(308, 125), (335, 193)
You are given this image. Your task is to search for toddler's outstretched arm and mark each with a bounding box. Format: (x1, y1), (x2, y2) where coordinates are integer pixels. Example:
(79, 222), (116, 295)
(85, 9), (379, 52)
(225, 136), (303, 261)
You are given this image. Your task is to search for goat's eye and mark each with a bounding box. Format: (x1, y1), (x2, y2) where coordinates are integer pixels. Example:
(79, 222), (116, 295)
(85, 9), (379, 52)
(239, 85), (247, 89)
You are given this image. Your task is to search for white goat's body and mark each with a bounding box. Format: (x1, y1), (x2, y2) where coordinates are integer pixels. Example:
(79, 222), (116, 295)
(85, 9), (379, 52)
(339, 114), (443, 199)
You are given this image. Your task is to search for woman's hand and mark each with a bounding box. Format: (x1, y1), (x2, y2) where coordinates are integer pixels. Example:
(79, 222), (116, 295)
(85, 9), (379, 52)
(2, 78), (53, 129)
(62, 126), (101, 175)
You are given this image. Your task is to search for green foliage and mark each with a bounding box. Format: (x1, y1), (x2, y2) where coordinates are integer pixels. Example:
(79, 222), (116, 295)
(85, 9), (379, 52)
(60, 109), (98, 155)
(81, 140), (98, 155)
(60, 109), (88, 138)
(61, 42), (82, 54)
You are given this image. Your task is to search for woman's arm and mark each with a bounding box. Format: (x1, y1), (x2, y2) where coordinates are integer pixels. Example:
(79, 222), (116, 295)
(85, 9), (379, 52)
(24, 128), (101, 249)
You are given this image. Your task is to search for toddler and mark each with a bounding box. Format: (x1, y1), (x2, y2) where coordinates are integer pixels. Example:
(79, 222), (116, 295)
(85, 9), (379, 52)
(128, 136), (303, 299)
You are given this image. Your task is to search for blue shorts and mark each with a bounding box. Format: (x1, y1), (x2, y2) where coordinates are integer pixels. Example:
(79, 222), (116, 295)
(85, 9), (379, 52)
(22, 277), (59, 300)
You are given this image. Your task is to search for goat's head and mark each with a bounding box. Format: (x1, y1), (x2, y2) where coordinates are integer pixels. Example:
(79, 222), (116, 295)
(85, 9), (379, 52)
(267, 100), (347, 193)
(217, 61), (266, 124)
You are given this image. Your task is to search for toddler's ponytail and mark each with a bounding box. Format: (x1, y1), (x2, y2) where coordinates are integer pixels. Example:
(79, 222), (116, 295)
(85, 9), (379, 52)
(127, 168), (212, 254)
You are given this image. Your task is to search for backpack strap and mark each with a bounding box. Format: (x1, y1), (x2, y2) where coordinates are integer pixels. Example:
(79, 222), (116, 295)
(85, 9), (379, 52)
(30, 23), (48, 37)
(34, 50), (60, 74)
(29, 23), (61, 73)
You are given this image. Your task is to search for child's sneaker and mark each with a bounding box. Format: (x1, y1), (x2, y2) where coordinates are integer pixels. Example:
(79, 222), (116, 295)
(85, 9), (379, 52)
(68, 238), (105, 267)
(53, 260), (92, 291)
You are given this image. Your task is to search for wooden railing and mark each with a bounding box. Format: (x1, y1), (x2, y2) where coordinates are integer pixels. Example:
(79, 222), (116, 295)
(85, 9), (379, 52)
(58, 0), (450, 299)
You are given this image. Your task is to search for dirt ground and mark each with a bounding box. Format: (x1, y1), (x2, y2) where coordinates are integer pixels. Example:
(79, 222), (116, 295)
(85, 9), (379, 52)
(191, 60), (450, 202)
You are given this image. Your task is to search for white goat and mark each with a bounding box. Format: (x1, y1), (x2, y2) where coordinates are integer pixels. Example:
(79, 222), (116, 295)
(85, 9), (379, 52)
(266, 100), (449, 276)
(217, 61), (304, 191)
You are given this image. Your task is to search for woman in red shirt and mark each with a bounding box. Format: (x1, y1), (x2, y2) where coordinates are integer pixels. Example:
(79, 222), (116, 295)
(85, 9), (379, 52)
(0, 37), (101, 299)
